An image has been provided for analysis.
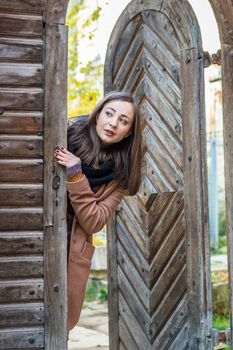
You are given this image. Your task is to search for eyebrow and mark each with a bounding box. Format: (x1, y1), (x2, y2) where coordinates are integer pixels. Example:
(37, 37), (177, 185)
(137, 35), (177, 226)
(106, 107), (130, 119)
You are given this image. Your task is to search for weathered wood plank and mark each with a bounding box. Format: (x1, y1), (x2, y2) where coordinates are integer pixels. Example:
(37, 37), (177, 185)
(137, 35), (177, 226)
(222, 44), (233, 348)
(142, 23), (180, 85)
(150, 240), (186, 311)
(112, 15), (141, 79)
(0, 136), (43, 158)
(107, 215), (120, 350)
(149, 211), (184, 275)
(152, 296), (188, 349)
(0, 88), (43, 110)
(0, 38), (43, 63)
(137, 175), (157, 211)
(166, 323), (189, 350)
(0, 327), (44, 349)
(117, 201), (146, 256)
(0, 303), (44, 327)
(0, 160), (43, 183)
(117, 241), (149, 310)
(0, 279), (43, 302)
(150, 267), (187, 341)
(0, 0), (45, 14)
(43, 23), (68, 349)
(0, 184), (43, 206)
(43, 0), (69, 25)
(0, 256), (43, 278)
(0, 64), (43, 87)
(0, 231), (43, 254)
(0, 208), (43, 230)
(181, 48), (211, 349)
(161, 0), (202, 53)
(119, 318), (140, 350)
(117, 218), (149, 286)
(148, 192), (183, 248)
(141, 99), (183, 170)
(0, 112), (43, 134)
(118, 293), (151, 350)
(0, 14), (43, 38)
(209, 0), (233, 46)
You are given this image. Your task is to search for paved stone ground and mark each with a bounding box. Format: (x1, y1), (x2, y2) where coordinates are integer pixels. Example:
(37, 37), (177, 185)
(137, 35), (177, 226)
(68, 301), (109, 350)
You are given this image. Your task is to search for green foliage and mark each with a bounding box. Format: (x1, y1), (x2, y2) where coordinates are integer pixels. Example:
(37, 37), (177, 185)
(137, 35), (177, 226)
(66, 0), (103, 117)
(85, 281), (108, 302)
(211, 200), (227, 254)
(85, 286), (97, 302)
(213, 312), (230, 331)
(98, 288), (108, 302)
(211, 235), (227, 255)
(219, 210), (226, 237)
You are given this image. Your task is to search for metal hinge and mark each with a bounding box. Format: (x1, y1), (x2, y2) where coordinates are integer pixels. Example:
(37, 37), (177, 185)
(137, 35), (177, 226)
(203, 50), (221, 68)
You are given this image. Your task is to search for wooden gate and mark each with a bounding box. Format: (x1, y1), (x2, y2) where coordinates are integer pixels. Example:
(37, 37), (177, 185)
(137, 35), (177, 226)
(105, 1), (212, 349)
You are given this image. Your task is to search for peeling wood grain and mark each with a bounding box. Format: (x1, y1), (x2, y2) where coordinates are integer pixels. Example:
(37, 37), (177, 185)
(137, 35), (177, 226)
(0, 231), (43, 254)
(0, 256), (43, 278)
(0, 136), (43, 158)
(0, 112), (43, 134)
(0, 279), (43, 302)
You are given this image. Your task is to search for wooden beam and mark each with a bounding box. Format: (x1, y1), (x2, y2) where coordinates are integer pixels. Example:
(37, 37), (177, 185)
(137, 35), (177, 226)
(180, 47), (212, 350)
(44, 22), (68, 350)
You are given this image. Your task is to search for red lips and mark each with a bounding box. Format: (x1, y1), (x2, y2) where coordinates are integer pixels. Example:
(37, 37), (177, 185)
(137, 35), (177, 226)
(104, 129), (115, 136)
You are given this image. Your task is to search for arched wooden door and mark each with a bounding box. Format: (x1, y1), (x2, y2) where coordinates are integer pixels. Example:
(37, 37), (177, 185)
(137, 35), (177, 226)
(105, 1), (211, 349)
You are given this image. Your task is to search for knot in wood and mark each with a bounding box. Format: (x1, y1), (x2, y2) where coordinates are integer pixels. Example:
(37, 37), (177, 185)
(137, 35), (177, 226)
(54, 284), (59, 292)
(186, 55), (191, 63)
(0, 108), (4, 115)
(28, 338), (35, 344)
(29, 288), (35, 295)
(52, 175), (60, 190)
(28, 242), (35, 249)
(28, 95), (35, 102)
(28, 144), (34, 150)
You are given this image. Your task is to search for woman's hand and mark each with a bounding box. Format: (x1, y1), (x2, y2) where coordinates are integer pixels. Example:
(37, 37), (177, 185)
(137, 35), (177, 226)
(54, 148), (81, 168)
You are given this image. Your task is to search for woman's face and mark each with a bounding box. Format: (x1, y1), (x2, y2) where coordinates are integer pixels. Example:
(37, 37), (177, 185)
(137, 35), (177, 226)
(96, 100), (134, 145)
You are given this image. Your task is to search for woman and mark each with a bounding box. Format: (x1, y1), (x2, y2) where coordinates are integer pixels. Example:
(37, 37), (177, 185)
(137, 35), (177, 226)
(55, 91), (142, 331)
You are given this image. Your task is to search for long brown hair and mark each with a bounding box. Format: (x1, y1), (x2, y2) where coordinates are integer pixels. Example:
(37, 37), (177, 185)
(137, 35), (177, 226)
(68, 91), (142, 195)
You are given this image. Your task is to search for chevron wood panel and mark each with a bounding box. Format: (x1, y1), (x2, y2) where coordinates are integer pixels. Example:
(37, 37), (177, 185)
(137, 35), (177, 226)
(105, 1), (208, 348)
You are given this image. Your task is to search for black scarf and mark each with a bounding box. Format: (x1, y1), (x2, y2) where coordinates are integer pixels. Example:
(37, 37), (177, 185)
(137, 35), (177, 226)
(82, 159), (117, 188)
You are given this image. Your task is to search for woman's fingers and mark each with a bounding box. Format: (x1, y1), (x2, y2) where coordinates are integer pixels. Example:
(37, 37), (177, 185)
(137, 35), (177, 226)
(54, 148), (80, 168)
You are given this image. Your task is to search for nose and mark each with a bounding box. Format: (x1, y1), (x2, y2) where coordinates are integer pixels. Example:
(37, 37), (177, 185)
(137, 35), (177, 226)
(109, 116), (118, 128)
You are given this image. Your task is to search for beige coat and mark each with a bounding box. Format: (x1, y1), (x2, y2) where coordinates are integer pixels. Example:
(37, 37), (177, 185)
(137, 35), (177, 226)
(67, 175), (126, 331)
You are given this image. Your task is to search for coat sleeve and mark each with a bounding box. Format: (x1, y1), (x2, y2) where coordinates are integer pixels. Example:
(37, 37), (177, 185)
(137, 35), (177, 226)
(66, 176), (126, 233)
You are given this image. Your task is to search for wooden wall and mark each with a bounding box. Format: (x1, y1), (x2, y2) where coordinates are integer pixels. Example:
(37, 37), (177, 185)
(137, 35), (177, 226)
(0, 1), (68, 349)
(0, 1), (44, 348)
